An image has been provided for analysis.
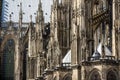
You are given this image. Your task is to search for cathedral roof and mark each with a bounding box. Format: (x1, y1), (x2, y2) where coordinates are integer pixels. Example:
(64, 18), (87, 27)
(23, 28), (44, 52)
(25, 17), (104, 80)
(62, 50), (71, 63)
(92, 42), (112, 57)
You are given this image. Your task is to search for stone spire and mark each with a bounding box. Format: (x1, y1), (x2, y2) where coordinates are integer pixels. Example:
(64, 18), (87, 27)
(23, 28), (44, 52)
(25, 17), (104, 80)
(38, 0), (42, 11)
(36, 0), (44, 32)
(19, 3), (23, 28)
(29, 15), (34, 28)
(36, 11), (39, 23)
(53, 0), (59, 8)
(37, 0), (43, 22)
(30, 15), (32, 23)
(9, 14), (12, 22)
(9, 14), (12, 27)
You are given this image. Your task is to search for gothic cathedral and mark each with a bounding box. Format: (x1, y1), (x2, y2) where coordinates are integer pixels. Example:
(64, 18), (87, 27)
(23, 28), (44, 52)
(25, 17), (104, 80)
(0, 0), (120, 80)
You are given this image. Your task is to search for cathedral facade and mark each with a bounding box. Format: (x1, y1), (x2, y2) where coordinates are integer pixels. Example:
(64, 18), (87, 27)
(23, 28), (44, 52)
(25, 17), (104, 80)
(0, 0), (120, 80)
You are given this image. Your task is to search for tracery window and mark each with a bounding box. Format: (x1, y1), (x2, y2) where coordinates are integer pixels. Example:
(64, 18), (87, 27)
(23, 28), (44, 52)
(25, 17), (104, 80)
(63, 74), (72, 80)
(90, 71), (101, 80)
(107, 71), (117, 80)
(2, 39), (15, 80)
(64, 76), (72, 80)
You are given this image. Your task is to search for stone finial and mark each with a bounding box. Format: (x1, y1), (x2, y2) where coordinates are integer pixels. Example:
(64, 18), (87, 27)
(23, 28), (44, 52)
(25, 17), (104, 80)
(19, 2), (23, 28)
(9, 14), (12, 21)
(36, 11), (39, 23)
(9, 14), (13, 29)
(35, 16), (37, 23)
(9, 14), (12, 26)
(30, 15), (32, 21)
(19, 2), (23, 20)
(38, 0), (42, 11)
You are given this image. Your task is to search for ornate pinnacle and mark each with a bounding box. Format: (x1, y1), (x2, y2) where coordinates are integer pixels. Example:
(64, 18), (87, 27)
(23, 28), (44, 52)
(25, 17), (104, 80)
(30, 15), (32, 22)
(19, 2), (23, 19)
(9, 14), (12, 21)
(38, 0), (42, 11)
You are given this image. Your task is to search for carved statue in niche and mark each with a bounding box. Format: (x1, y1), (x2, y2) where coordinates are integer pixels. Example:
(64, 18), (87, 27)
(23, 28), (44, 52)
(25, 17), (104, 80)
(72, 19), (77, 41)
(54, 41), (61, 66)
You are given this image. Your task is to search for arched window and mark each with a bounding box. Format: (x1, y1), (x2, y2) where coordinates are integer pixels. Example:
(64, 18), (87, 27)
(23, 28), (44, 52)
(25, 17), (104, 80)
(90, 71), (101, 80)
(63, 74), (72, 80)
(107, 70), (117, 80)
(64, 76), (72, 80)
(2, 39), (15, 80)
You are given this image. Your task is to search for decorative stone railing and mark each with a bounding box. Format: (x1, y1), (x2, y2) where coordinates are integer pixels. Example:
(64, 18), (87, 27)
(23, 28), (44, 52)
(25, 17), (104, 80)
(61, 63), (71, 67)
(88, 56), (115, 61)
(82, 56), (118, 66)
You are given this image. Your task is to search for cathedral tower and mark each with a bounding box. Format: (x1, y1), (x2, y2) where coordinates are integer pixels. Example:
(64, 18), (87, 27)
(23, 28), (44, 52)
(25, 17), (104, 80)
(71, 0), (86, 80)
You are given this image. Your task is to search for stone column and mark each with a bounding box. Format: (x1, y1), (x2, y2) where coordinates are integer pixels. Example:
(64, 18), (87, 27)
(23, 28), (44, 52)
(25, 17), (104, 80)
(118, 33), (120, 59)
(101, 65), (107, 80)
(37, 54), (41, 78)
(72, 67), (79, 80)
(71, 0), (80, 80)
(112, 25), (116, 57)
(71, 17), (78, 65)
(80, 0), (86, 61)
(81, 66), (85, 80)
(14, 39), (21, 80)
(112, 0), (116, 57)
(26, 56), (30, 80)
(28, 24), (32, 57)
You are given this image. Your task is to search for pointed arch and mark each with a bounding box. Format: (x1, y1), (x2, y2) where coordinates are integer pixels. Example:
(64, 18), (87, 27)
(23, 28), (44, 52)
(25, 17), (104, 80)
(1, 39), (15, 79)
(0, 34), (19, 79)
(1, 34), (17, 51)
(88, 68), (101, 80)
(63, 73), (72, 80)
(107, 68), (118, 80)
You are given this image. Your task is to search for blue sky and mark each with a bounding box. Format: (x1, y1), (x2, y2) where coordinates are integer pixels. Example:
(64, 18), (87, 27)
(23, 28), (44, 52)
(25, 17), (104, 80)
(2, 0), (53, 23)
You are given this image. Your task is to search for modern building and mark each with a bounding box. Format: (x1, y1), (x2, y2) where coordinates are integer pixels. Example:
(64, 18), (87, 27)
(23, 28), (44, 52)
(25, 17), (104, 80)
(0, 0), (120, 80)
